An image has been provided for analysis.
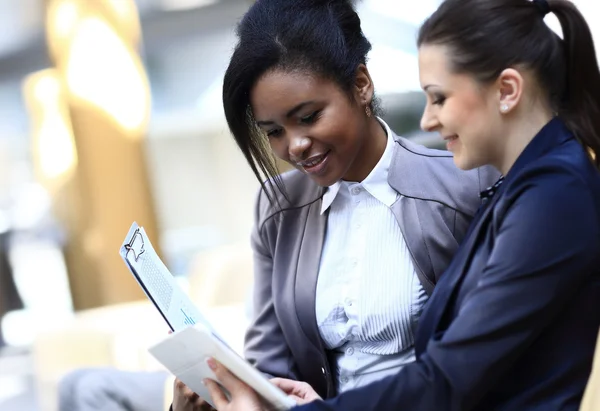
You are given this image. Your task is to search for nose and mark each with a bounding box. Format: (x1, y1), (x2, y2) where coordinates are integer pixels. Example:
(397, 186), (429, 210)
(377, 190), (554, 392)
(288, 134), (312, 162)
(420, 105), (440, 132)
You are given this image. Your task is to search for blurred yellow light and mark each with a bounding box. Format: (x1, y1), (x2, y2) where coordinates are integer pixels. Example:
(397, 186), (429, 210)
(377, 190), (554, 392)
(37, 112), (78, 180)
(24, 71), (78, 183)
(52, 0), (79, 39)
(107, 0), (134, 18)
(34, 75), (61, 103)
(64, 16), (149, 133)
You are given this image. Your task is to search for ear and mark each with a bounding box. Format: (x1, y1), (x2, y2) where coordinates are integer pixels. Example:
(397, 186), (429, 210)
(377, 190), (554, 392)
(354, 64), (375, 105)
(496, 68), (524, 114)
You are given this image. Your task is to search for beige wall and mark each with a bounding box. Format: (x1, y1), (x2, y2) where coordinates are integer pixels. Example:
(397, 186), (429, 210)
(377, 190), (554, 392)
(146, 127), (260, 257)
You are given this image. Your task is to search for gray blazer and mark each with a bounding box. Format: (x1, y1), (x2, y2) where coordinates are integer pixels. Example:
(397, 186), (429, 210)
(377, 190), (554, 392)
(245, 133), (500, 398)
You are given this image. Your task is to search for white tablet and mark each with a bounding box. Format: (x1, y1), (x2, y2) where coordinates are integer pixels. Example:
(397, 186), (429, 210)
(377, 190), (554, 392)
(149, 323), (296, 411)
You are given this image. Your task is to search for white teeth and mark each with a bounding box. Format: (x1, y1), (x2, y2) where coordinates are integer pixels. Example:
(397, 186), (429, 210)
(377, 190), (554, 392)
(301, 155), (325, 168)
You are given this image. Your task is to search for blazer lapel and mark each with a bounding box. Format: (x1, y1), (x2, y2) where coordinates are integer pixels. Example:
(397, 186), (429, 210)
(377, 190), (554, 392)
(389, 196), (433, 292)
(387, 135), (436, 293)
(294, 199), (328, 351)
(414, 188), (504, 355)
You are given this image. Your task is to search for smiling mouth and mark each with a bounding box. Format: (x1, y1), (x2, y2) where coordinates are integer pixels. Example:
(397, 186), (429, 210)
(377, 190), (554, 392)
(299, 152), (326, 167)
(298, 151), (331, 174)
(443, 134), (458, 142)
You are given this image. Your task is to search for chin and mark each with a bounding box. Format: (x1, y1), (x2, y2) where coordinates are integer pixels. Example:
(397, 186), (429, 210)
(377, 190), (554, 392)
(309, 174), (339, 188)
(304, 160), (343, 187)
(452, 154), (480, 171)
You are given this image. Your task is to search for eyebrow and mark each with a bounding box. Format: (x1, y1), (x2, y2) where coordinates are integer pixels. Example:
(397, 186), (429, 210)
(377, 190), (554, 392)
(255, 101), (315, 126)
(423, 84), (440, 91)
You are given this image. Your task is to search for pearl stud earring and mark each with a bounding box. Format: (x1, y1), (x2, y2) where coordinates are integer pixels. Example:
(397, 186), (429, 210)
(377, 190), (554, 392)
(501, 104), (509, 112)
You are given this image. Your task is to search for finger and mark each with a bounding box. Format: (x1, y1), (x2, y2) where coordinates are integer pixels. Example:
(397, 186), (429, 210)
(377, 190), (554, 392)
(270, 378), (314, 399)
(204, 379), (228, 409)
(174, 378), (184, 390)
(269, 378), (299, 393)
(207, 358), (247, 394)
(287, 395), (306, 404)
(182, 384), (198, 400)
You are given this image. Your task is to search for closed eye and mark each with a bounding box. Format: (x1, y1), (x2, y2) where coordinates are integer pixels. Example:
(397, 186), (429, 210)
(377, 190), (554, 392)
(432, 95), (446, 106)
(266, 128), (283, 138)
(300, 110), (321, 124)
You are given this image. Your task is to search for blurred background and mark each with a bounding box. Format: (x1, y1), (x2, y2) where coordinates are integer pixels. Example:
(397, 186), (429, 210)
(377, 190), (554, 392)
(0, 0), (597, 410)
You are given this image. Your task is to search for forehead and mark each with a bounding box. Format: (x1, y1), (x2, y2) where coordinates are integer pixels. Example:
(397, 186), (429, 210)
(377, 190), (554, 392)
(250, 69), (343, 118)
(418, 44), (453, 87)
(418, 44), (490, 99)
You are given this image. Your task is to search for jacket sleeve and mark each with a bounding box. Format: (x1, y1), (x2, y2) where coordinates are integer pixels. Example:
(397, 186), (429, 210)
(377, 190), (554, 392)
(293, 165), (600, 411)
(243, 188), (300, 381)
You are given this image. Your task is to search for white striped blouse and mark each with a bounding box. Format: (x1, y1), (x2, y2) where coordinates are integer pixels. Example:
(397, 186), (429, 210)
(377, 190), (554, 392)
(315, 118), (429, 393)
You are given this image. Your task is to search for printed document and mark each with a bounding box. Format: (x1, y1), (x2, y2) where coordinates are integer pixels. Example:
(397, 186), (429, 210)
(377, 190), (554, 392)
(119, 221), (222, 340)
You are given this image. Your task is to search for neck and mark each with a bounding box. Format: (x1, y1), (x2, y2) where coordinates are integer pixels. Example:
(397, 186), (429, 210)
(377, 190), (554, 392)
(495, 107), (553, 175)
(343, 117), (388, 182)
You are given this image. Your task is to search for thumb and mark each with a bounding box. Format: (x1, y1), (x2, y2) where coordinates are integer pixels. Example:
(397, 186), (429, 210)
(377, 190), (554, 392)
(207, 358), (247, 394)
(288, 395), (306, 404)
(270, 378), (302, 395)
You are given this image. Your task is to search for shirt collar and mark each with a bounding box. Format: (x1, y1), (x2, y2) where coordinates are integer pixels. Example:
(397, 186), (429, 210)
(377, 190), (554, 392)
(479, 176), (505, 201)
(321, 117), (397, 214)
(321, 181), (341, 214)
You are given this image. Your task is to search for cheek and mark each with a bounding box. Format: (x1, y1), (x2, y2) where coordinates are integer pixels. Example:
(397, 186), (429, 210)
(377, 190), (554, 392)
(459, 106), (501, 166)
(444, 97), (493, 144)
(465, 104), (500, 141)
(268, 138), (289, 162)
(446, 99), (481, 127)
(325, 121), (359, 150)
(312, 110), (362, 153)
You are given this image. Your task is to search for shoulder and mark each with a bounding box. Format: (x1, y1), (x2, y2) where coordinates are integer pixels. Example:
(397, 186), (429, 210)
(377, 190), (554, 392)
(394, 135), (452, 159)
(504, 139), (600, 203)
(391, 136), (501, 216)
(492, 139), (600, 254)
(489, 144), (600, 270)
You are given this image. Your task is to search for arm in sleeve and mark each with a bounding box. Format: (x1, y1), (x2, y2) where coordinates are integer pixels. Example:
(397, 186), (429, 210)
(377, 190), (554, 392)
(243, 188), (300, 381)
(293, 166), (600, 411)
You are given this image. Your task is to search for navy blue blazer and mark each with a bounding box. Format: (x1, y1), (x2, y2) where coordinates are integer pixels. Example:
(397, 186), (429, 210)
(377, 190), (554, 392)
(295, 118), (600, 411)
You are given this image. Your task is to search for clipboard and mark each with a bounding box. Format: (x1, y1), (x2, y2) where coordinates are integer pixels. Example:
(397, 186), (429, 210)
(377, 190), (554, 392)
(119, 222), (222, 337)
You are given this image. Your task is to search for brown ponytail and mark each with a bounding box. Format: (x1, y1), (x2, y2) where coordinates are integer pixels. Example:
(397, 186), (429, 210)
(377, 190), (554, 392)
(549, 0), (600, 164)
